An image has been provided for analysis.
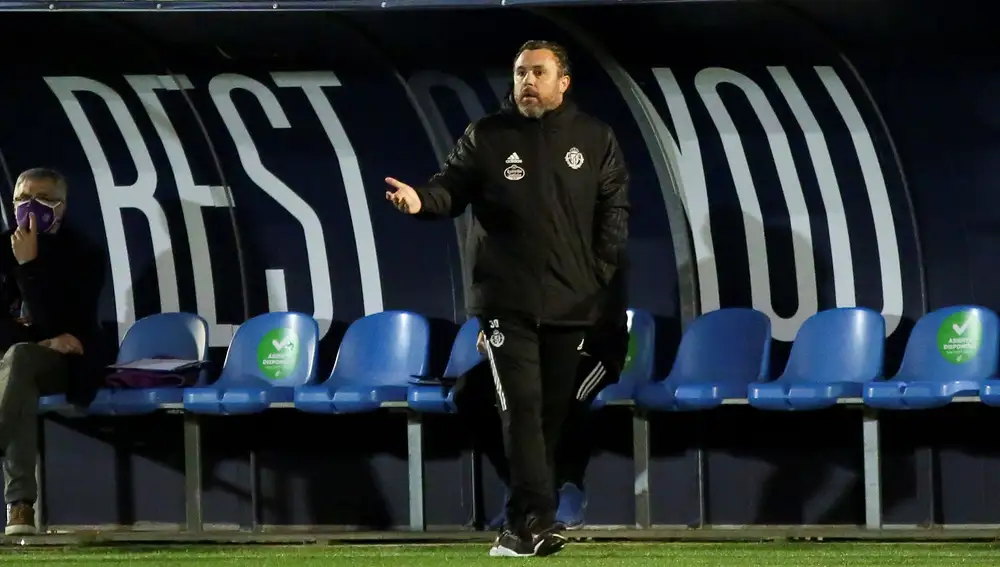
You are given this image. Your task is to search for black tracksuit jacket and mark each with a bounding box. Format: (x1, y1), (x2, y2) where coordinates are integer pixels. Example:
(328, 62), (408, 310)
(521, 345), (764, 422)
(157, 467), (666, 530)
(414, 95), (630, 325)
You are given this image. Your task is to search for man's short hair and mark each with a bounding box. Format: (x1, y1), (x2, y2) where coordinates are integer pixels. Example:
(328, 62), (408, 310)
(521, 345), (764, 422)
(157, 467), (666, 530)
(514, 40), (572, 77)
(14, 168), (68, 201)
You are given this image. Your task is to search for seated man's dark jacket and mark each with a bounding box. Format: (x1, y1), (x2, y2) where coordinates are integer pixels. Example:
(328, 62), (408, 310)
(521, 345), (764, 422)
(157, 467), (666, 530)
(0, 225), (106, 404)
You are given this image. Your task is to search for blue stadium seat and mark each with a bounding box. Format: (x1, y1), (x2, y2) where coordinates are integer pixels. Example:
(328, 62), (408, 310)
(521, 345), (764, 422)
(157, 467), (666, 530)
(105, 312), (210, 415)
(634, 308), (770, 411)
(38, 389), (114, 415)
(592, 308), (656, 410)
(39, 313), (208, 415)
(979, 377), (1000, 407)
(407, 318), (483, 414)
(294, 311), (430, 414)
(748, 307), (885, 410)
(866, 305), (999, 410)
(183, 312), (320, 414)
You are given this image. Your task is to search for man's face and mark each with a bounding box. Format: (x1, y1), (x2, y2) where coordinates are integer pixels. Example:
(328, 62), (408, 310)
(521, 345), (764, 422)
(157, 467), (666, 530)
(513, 49), (570, 119)
(13, 179), (66, 230)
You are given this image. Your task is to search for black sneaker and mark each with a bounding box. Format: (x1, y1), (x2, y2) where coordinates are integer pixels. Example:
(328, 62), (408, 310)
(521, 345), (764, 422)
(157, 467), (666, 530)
(489, 529), (537, 557)
(531, 523), (568, 557)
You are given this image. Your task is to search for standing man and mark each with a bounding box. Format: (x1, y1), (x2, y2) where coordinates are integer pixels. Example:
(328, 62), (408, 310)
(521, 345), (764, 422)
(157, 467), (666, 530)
(0, 168), (104, 535)
(460, 250), (630, 532)
(386, 40), (629, 556)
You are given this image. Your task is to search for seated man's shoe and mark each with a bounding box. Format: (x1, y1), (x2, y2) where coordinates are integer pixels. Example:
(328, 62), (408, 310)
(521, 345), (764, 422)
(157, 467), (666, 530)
(555, 482), (587, 529)
(5, 502), (36, 536)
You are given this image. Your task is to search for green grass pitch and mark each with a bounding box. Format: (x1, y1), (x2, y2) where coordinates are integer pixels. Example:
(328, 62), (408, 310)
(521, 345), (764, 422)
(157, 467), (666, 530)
(1, 542), (999, 566)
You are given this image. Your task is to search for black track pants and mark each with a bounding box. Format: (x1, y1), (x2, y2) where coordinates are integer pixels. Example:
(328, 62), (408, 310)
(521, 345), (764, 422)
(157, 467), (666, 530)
(478, 315), (585, 532)
(553, 352), (611, 487)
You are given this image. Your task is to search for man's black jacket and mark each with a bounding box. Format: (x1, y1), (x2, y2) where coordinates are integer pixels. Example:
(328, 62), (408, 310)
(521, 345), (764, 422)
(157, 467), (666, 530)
(0, 225), (107, 404)
(414, 95), (629, 325)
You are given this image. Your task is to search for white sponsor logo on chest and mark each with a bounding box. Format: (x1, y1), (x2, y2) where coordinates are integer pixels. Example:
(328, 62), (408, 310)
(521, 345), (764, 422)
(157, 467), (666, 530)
(504, 152), (525, 181)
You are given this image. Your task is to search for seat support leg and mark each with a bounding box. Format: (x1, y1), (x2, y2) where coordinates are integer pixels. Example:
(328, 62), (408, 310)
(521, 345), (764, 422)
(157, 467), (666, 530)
(862, 408), (882, 530)
(407, 411), (425, 531)
(695, 411), (707, 528)
(34, 416), (46, 534)
(632, 409), (651, 529)
(250, 448), (261, 531)
(183, 412), (204, 533)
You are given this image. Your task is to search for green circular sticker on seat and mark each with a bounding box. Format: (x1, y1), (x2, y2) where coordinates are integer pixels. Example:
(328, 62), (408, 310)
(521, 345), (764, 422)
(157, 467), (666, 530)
(623, 333), (637, 372)
(937, 312), (982, 364)
(258, 328), (299, 379)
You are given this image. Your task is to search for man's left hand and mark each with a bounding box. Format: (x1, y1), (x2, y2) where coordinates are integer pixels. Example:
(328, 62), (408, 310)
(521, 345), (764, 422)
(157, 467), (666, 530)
(11, 213), (38, 265)
(39, 333), (83, 355)
(476, 331), (486, 354)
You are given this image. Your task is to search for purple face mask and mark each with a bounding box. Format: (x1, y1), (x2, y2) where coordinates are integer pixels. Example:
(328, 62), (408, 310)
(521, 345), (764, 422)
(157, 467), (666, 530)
(14, 198), (60, 233)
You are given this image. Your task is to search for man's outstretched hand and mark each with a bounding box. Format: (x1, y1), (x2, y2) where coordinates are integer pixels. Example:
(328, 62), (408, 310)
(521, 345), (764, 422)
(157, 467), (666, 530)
(385, 177), (422, 215)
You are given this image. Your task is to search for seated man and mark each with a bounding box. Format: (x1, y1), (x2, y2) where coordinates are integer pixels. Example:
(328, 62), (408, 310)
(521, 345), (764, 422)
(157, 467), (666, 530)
(0, 168), (103, 535)
(456, 254), (629, 530)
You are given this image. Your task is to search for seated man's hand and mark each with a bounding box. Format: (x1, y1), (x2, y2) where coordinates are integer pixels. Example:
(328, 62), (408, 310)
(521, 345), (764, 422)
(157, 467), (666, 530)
(476, 331), (486, 355)
(39, 333), (83, 355)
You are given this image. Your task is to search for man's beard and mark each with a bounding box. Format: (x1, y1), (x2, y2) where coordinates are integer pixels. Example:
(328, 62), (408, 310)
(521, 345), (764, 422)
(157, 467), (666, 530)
(517, 94), (549, 118)
(517, 103), (546, 118)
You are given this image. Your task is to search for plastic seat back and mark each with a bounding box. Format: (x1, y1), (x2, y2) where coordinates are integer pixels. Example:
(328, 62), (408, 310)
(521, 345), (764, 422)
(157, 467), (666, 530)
(669, 308), (771, 385)
(618, 309), (656, 390)
(443, 318), (483, 379)
(218, 311), (320, 387)
(329, 311), (431, 387)
(118, 312), (208, 362)
(895, 305), (1000, 381)
(117, 312), (210, 385)
(781, 307), (885, 383)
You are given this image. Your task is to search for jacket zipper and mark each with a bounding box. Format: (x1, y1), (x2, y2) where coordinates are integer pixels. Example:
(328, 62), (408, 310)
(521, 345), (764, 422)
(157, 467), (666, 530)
(537, 120), (548, 327)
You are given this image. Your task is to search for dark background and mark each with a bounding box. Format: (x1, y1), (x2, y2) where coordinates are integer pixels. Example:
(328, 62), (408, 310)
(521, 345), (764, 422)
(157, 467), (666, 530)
(0, 0), (996, 527)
